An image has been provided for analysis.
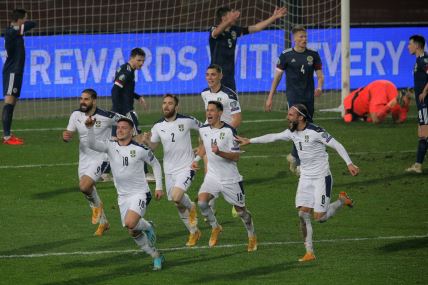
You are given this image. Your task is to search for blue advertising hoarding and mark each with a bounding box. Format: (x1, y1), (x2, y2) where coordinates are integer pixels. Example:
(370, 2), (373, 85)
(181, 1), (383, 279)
(1, 27), (427, 99)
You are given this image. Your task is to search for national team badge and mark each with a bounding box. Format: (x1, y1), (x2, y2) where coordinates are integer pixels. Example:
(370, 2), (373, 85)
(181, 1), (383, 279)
(307, 56), (313, 66)
(178, 124), (184, 132)
(130, 150), (136, 157)
(217, 97), (222, 102)
(220, 132), (225, 140)
(231, 31), (237, 40)
(95, 120), (101, 128)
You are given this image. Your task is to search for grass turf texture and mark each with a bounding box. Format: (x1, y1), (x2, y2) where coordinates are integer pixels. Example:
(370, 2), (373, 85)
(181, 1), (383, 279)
(0, 109), (427, 285)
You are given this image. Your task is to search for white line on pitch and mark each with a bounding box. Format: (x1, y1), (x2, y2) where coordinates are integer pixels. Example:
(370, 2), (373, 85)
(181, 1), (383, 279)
(1, 234), (426, 259)
(0, 150), (414, 169)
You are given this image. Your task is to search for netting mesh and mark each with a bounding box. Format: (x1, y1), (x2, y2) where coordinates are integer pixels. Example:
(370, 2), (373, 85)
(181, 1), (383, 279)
(0, 0), (340, 119)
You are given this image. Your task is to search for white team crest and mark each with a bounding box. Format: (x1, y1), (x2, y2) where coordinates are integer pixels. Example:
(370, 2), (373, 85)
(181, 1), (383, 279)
(130, 150), (136, 157)
(307, 56), (313, 66)
(178, 124), (184, 131)
(231, 31), (237, 40)
(12, 88), (17, 94)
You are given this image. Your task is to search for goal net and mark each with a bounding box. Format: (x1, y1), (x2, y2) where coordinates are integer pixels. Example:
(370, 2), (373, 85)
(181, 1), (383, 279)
(0, 0), (341, 119)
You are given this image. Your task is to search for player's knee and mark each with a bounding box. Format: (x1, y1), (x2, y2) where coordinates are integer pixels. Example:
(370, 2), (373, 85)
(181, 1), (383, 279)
(127, 227), (140, 237)
(198, 200), (209, 211)
(79, 181), (92, 194)
(313, 212), (326, 223)
(234, 206), (245, 216)
(124, 219), (139, 231)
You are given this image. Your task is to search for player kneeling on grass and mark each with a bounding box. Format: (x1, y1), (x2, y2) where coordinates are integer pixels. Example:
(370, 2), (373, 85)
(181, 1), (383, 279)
(85, 117), (165, 271)
(236, 104), (359, 261)
(193, 101), (257, 252)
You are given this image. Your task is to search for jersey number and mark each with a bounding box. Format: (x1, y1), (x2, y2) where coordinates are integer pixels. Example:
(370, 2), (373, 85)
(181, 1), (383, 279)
(236, 193), (244, 202)
(300, 65), (305, 74)
(321, 195), (326, 205)
(171, 133), (175, 142)
(123, 156), (129, 166)
(227, 39), (233, 48)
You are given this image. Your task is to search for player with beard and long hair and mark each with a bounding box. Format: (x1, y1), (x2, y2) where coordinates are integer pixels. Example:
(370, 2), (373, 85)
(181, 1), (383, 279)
(236, 104), (359, 262)
(63, 89), (121, 236)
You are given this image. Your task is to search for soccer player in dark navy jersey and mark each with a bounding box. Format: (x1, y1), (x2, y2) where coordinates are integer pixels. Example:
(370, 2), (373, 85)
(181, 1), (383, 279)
(265, 25), (324, 175)
(405, 35), (428, 174)
(2, 9), (36, 145)
(111, 47), (153, 180)
(111, 47), (147, 135)
(210, 6), (287, 91)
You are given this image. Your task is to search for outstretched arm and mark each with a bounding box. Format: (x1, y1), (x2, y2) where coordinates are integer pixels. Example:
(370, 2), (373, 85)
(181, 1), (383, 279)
(326, 138), (359, 176)
(237, 131), (290, 145)
(248, 7), (287, 33)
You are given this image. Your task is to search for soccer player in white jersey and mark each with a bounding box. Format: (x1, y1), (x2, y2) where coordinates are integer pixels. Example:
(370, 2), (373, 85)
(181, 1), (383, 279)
(63, 89), (119, 236)
(236, 104), (359, 261)
(85, 117), (165, 271)
(193, 101), (257, 252)
(141, 94), (202, 247)
(201, 64), (242, 218)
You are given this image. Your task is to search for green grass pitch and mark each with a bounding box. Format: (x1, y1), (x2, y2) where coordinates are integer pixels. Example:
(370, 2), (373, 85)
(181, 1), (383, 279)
(0, 109), (427, 285)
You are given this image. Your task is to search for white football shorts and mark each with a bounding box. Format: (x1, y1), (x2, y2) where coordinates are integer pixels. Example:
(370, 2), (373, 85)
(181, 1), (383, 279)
(165, 167), (196, 201)
(199, 175), (245, 207)
(295, 174), (333, 213)
(118, 192), (152, 227)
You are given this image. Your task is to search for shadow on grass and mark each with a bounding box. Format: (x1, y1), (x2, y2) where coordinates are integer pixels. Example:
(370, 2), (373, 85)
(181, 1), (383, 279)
(0, 238), (81, 256)
(190, 259), (315, 284)
(244, 171), (288, 185)
(32, 187), (76, 199)
(335, 173), (419, 188)
(378, 237), (428, 252)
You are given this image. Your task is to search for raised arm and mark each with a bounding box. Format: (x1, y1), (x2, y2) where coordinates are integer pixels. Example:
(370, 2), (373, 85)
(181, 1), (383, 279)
(85, 117), (109, 153)
(248, 7), (287, 33)
(211, 10), (241, 38)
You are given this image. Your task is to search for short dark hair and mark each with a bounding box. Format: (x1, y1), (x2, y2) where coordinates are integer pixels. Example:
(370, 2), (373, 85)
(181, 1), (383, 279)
(207, 64), (223, 74)
(12, 9), (27, 22)
(82, 88), (97, 99)
(208, 100), (223, 112)
(291, 25), (306, 35)
(409, 35), (426, 49)
(117, 117), (134, 128)
(130, 48), (146, 58)
(291, 104), (309, 121)
(216, 6), (231, 22)
(163, 94), (179, 105)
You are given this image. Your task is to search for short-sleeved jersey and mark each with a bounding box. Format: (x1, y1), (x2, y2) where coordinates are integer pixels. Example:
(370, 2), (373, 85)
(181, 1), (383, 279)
(2, 21), (36, 74)
(276, 48), (322, 103)
(66, 108), (119, 162)
(102, 140), (156, 196)
(151, 114), (202, 174)
(413, 52), (428, 107)
(209, 25), (249, 90)
(111, 63), (139, 114)
(201, 85), (241, 125)
(250, 123), (352, 178)
(199, 123), (242, 183)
